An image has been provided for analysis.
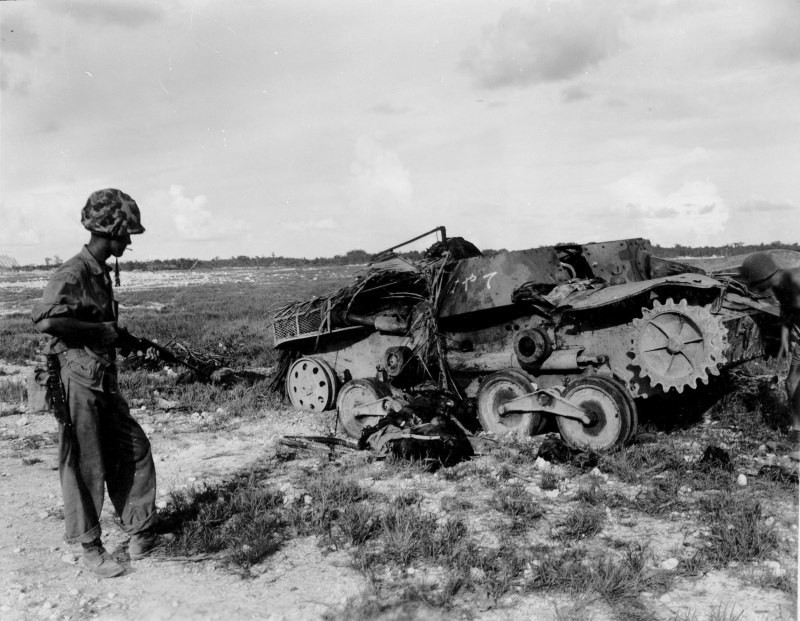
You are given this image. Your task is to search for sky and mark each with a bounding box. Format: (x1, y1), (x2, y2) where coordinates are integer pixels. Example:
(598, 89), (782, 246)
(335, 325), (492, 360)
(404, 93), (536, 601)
(1, 0), (799, 265)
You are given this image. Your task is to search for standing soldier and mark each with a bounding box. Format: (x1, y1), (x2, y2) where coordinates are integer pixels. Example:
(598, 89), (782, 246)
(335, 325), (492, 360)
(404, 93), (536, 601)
(32, 189), (161, 577)
(741, 252), (800, 462)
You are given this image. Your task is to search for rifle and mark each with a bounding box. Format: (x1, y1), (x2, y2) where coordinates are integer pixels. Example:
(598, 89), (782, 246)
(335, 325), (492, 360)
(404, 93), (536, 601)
(116, 327), (211, 379)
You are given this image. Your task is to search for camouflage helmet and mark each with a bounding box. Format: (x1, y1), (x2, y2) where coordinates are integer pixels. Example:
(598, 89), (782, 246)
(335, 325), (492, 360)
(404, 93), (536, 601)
(740, 252), (779, 288)
(81, 188), (145, 238)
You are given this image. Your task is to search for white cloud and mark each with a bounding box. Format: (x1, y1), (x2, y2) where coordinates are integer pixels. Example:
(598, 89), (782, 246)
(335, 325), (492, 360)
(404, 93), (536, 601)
(462, 1), (624, 88)
(0, 188), (88, 264)
(747, 0), (800, 63)
(347, 136), (413, 214)
(561, 84), (591, 103)
(608, 175), (729, 246)
(723, 197), (799, 244)
(736, 198), (795, 214)
(0, 206), (41, 247)
(47, 0), (164, 29)
(146, 185), (245, 242)
(0, 15), (39, 56)
(282, 218), (337, 232)
(369, 103), (412, 116)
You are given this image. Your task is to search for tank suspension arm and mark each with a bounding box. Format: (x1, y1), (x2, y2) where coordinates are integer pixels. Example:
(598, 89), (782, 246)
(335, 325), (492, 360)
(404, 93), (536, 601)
(351, 397), (401, 420)
(498, 388), (594, 425)
(536, 349), (607, 372)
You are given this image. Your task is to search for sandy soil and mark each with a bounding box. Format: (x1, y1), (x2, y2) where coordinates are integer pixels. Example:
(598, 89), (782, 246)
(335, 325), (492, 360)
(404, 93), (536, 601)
(0, 382), (369, 621)
(0, 265), (360, 294)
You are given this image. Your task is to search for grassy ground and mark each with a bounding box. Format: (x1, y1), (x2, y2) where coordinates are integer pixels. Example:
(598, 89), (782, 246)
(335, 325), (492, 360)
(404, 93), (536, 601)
(2, 271), (349, 366)
(150, 418), (796, 620)
(0, 268), (353, 417)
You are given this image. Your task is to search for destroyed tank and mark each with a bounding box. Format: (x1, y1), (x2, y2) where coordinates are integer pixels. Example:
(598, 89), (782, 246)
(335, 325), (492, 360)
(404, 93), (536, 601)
(272, 227), (780, 451)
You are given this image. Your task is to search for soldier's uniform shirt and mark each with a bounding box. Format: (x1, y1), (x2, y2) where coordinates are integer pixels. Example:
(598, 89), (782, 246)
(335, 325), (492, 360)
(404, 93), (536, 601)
(32, 246), (118, 388)
(32, 246), (156, 544)
(774, 267), (800, 364)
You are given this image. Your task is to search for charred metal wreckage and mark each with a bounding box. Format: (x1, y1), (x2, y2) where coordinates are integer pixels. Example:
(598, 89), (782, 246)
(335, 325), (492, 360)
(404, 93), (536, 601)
(273, 227), (780, 452)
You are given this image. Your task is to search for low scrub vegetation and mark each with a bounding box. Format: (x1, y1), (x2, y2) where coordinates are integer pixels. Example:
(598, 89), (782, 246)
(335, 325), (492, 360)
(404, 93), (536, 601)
(491, 482), (544, 532)
(163, 470), (286, 569)
(553, 502), (606, 541)
(698, 494), (777, 566)
(0, 376), (27, 407)
(153, 423), (795, 617)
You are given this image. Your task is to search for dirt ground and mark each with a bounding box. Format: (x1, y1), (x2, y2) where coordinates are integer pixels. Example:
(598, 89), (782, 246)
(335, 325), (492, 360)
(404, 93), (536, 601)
(0, 360), (798, 621)
(0, 377), (367, 621)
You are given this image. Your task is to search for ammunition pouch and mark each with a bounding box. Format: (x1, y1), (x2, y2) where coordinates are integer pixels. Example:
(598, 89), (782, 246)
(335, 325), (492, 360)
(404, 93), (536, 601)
(28, 368), (51, 413)
(44, 354), (71, 427)
(59, 348), (115, 392)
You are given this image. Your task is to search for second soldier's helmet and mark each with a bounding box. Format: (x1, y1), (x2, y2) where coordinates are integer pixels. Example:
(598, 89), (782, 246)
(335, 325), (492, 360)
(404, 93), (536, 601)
(81, 188), (145, 238)
(740, 252), (779, 289)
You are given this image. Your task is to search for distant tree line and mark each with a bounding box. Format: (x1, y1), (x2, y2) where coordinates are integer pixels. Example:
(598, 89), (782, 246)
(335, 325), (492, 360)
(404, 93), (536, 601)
(118, 241), (799, 269)
(650, 241), (800, 258)
(120, 249), (376, 271)
(12, 241), (799, 271)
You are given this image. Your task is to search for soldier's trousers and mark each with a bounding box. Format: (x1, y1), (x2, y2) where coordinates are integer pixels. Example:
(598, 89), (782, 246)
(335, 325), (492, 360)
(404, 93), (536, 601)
(59, 376), (157, 544)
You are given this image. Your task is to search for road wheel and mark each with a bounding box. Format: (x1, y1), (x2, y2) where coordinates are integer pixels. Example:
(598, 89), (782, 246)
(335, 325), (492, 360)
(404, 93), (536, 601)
(336, 378), (393, 439)
(557, 376), (633, 451)
(587, 375), (638, 444)
(476, 370), (542, 437)
(286, 357), (338, 412)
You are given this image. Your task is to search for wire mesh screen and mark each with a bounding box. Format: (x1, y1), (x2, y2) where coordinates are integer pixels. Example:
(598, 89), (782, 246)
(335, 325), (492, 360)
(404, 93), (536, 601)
(272, 302), (325, 345)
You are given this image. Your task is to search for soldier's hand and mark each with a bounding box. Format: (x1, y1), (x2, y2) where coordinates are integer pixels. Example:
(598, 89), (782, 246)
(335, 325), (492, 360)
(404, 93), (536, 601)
(778, 333), (790, 362)
(144, 347), (159, 362)
(97, 322), (119, 346)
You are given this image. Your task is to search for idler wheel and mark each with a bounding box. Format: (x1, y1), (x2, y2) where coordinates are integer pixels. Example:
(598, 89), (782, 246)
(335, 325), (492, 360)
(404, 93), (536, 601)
(513, 328), (552, 369)
(286, 357), (339, 412)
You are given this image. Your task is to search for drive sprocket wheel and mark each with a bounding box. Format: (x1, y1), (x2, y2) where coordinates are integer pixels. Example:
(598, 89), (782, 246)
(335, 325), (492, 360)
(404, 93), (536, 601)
(631, 298), (727, 394)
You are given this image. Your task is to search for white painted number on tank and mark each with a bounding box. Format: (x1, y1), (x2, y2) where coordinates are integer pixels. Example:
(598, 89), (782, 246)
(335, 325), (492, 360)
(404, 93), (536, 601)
(450, 271), (499, 294)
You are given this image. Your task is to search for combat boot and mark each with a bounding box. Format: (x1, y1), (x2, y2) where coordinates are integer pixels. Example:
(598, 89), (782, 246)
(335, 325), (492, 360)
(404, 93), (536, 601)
(129, 529), (174, 560)
(789, 430), (800, 462)
(81, 541), (125, 578)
